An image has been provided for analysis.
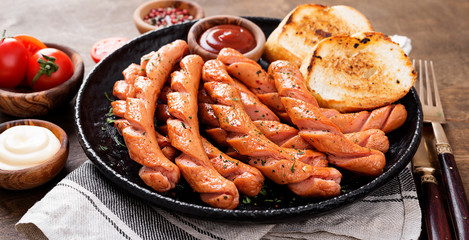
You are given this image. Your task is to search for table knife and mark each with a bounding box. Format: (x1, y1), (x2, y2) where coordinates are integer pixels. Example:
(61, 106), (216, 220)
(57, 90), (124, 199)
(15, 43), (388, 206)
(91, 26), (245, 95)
(412, 130), (452, 239)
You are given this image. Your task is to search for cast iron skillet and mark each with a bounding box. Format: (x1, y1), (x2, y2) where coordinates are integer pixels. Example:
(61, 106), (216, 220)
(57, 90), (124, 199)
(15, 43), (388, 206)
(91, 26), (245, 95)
(75, 17), (422, 222)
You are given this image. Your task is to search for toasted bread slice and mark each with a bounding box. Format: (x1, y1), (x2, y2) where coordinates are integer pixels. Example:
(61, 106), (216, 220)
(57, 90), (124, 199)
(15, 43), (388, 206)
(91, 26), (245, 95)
(264, 4), (373, 67)
(300, 32), (416, 113)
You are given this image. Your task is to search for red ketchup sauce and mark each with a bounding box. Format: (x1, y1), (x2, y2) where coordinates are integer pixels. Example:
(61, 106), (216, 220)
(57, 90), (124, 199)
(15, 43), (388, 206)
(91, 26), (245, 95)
(198, 24), (256, 54)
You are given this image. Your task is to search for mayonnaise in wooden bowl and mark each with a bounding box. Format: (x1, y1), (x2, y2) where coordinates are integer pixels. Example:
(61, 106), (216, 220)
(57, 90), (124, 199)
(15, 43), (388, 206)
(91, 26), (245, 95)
(0, 119), (69, 190)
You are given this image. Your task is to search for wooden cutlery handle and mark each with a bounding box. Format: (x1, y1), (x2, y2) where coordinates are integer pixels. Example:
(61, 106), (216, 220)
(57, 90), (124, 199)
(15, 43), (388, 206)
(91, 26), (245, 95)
(420, 174), (453, 239)
(438, 151), (469, 239)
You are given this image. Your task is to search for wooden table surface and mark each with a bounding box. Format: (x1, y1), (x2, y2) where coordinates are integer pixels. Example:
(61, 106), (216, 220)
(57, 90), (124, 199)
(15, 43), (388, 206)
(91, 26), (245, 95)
(1, 0), (468, 239)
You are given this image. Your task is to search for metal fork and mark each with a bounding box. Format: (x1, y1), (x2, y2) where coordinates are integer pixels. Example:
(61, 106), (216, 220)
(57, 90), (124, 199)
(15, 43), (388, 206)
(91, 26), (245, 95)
(415, 60), (469, 239)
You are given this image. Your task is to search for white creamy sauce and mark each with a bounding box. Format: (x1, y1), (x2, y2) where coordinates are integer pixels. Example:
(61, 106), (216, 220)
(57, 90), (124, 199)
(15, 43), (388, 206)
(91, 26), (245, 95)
(0, 125), (61, 170)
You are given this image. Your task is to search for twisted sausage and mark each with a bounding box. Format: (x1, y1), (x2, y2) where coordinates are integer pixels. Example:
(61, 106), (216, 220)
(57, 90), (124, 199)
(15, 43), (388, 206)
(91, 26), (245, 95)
(203, 60), (341, 198)
(282, 97), (386, 176)
(110, 40), (188, 192)
(167, 55), (239, 209)
(219, 48), (406, 134)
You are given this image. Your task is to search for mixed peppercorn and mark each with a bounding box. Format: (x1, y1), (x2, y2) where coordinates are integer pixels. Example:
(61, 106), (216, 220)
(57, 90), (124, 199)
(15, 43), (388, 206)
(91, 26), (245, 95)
(144, 7), (194, 28)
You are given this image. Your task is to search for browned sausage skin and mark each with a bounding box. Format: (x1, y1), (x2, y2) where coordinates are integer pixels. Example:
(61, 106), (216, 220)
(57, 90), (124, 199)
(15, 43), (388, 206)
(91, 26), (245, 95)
(267, 60), (390, 153)
(203, 60), (342, 198)
(110, 40), (189, 192)
(198, 60), (329, 164)
(201, 138), (264, 197)
(282, 97), (386, 176)
(192, 100), (389, 153)
(219, 49), (406, 134)
(167, 55), (239, 209)
(268, 60), (407, 134)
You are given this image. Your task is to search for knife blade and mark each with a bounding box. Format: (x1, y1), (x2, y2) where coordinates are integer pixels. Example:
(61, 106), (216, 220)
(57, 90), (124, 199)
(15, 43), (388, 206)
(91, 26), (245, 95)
(412, 128), (452, 239)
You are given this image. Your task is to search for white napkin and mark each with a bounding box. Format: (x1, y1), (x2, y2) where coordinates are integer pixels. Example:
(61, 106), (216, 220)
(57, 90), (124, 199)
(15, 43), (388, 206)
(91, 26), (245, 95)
(16, 161), (421, 240)
(390, 35), (412, 55)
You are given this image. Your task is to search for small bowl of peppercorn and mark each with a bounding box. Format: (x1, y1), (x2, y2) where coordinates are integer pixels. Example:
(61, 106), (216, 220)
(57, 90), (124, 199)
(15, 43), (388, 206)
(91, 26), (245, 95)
(133, 0), (205, 34)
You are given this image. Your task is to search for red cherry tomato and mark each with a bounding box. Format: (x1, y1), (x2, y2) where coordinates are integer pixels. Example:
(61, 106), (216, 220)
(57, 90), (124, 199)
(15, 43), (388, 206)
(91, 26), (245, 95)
(0, 37), (29, 88)
(90, 37), (129, 63)
(14, 35), (47, 57)
(27, 48), (74, 91)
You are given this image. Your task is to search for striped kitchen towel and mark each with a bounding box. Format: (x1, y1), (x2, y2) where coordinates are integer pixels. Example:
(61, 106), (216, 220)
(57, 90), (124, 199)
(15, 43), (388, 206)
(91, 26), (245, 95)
(16, 161), (421, 240)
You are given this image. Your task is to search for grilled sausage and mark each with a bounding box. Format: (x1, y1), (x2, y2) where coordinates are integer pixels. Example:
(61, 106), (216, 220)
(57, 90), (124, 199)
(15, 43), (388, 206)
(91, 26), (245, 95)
(195, 102), (388, 152)
(203, 60), (341, 198)
(219, 49), (406, 134)
(282, 97), (386, 176)
(167, 55), (239, 209)
(110, 40), (189, 192)
(201, 138), (264, 197)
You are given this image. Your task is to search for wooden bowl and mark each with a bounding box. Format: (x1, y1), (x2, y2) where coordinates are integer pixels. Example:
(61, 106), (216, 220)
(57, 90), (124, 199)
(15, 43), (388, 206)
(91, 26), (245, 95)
(0, 119), (69, 190)
(187, 15), (266, 61)
(0, 43), (84, 118)
(133, 0), (205, 34)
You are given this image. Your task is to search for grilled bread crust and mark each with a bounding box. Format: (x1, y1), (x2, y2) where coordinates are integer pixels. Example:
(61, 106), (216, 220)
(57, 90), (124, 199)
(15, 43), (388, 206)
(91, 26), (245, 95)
(264, 4), (373, 67)
(300, 32), (416, 113)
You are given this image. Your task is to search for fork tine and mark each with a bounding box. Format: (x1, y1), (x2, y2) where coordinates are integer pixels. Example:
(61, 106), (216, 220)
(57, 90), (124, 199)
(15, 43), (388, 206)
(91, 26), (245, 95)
(413, 60), (419, 94)
(416, 59), (446, 123)
(417, 59), (424, 104)
(424, 60), (434, 106)
(430, 61), (443, 108)
(414, 59), (445, 117)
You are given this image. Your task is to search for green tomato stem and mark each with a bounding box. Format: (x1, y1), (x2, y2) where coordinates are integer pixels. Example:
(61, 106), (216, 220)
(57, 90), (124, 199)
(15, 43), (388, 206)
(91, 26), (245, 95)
(32, 54), (59, 85)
